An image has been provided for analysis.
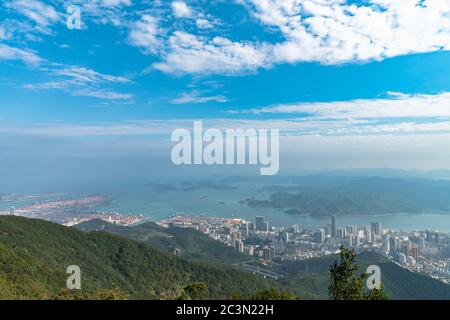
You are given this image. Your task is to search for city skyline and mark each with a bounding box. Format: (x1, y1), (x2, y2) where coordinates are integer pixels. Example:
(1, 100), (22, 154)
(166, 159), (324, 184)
(162, 213), (450, 284)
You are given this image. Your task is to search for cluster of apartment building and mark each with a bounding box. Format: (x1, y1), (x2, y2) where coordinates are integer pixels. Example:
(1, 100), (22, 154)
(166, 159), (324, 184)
(160, 213), (450, 284)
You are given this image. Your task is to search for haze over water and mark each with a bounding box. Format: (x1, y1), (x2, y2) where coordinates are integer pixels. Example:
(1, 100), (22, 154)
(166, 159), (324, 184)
(3, 170), (450, 232)
(97, 181), (450, 233)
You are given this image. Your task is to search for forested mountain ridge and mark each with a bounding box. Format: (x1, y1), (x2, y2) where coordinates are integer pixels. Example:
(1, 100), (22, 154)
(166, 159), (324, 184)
(0, 216), (274, 299)
(75, 219), (246, 264)
(2, 216), (450, 300)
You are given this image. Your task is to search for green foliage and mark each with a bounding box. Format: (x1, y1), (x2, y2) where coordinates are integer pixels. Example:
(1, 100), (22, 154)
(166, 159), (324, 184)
(54, 288), (80, 300)
(277, 250), (450, 300)
(4, 216), (440, 301)
(329, 247), (367, 300)
(328, 246), (389, 300)
(0, 216), (275, 300)
(53, 285), (129, 300)
(75, 219), (246, 264)
(88, 284), (129, 300)
(250, 288), (299, 300)
(227, 292), (246, 300)
(181, 282), (209, 300)
(364, 284), (389, 300)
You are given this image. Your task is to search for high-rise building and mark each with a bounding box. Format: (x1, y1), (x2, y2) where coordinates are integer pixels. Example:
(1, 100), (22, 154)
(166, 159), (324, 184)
(325, 223), (331, 236)
(354, 234), (360, 246)
(276, 239), (285, 254)
(337, 227), (346, 239)
(371, 222), (382, 236)
(222, 227), (232, 235)
(402, 242), (419, 262)
(283, 232), (289, 246)
(319, 228), (325, 242)
(234, 239), (244, 253)
(262, 247), (270, 260)
(389, 236), (397, 256)
(419, 237), (427, 250)
(262, 246), (275, 260)
(231, 231), (241, 240)
(411, 244), (419, 262)
(347, 235), (353, 247)
(291, 224), (301, 234)
(255, 216), (266, 232)
(381, 235), (390, 253)
(397, 252), (407, 264)
(346, 225), (357, 236)
(242, 223), (249, 237)
(331, 216), (337, 237)
(406, 256), (416, 266)
(435, 233), (441, 244)
(269, 246), (275, 259)
(426, 229), (434, 243)
(365, 229), (372, 243)
(314, 229), (325, 243)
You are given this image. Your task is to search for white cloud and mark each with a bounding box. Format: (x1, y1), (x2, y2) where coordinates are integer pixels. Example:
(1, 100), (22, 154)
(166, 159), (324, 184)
(195, 18), (213, 29)
(25, 81), (133, 101)
(3, 0), (450, 76)
(5, 117), (450, 139)
(72, 88), (133, 100)
(128, 15), (160, 53)
(0, 44), (42, 65)
(0, 121), (192, 137)
(24, 64), (133, 101)
(0, 19), (46, 42)
(172, 1), (193, 18)
(244, 0), (450, 65)
(153, 31), (271, 75)
(5, 0), (59, 27)
(171, 91), (228, 104)
(50, 65), (131, 84)
(23, 81), (68, 90)
(330, 121), (450, 135)
(171, 2), (216, 29)
(100, 0), (132, 6)
(243, 92), (450, 120)
(23, 77), (133, 100)
(0, 27), (6, 39)
(56, 0), (133, 27)
(155, 0), (450, 75)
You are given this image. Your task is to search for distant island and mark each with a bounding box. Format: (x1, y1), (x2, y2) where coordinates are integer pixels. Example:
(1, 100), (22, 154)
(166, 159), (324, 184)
(240, 176), (450, 217)
(146, 180), (237, 193)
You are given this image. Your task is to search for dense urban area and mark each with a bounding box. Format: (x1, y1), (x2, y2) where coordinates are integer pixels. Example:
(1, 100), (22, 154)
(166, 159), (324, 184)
(159, 214), (450, 284)
(0, 194), (148, 226)
(2, 193), (450, 284)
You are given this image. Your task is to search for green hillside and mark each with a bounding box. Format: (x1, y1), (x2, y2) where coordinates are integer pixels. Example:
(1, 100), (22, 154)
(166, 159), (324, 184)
(75, 219), (246, 264)
(277, 251), (450, 300)
(76, 219), (450, 300)
(2, 216), (449, 300)
(0, 216), (275, 299)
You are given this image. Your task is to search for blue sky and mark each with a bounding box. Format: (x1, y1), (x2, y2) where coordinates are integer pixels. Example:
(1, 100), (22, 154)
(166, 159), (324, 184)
(2, 0), (450, 174)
